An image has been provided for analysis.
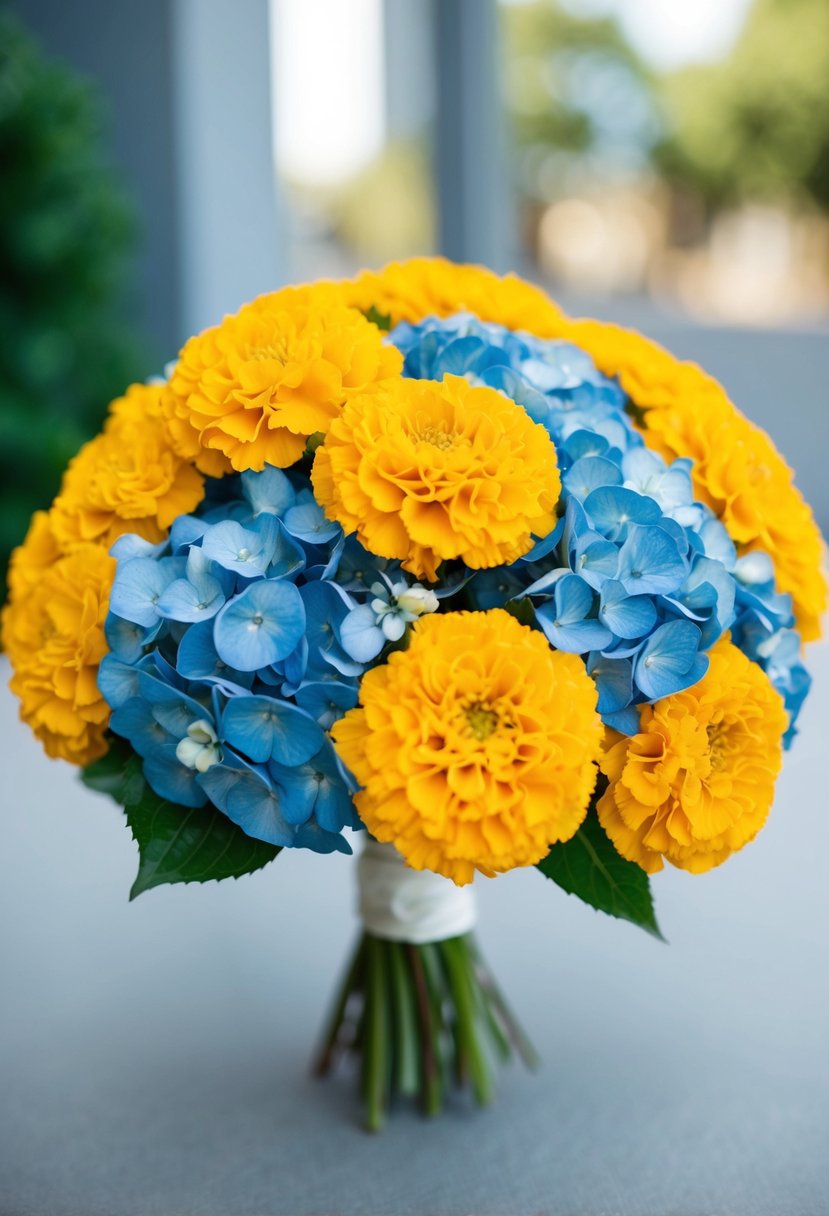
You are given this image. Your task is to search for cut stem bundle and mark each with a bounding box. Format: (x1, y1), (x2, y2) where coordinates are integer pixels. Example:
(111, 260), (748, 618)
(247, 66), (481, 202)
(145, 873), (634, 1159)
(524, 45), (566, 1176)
(314, 931), (538, 1131)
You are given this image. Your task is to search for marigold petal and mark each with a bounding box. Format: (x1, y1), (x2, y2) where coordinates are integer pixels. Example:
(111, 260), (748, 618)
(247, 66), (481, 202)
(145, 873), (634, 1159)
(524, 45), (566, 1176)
(332, 610), (602, 884)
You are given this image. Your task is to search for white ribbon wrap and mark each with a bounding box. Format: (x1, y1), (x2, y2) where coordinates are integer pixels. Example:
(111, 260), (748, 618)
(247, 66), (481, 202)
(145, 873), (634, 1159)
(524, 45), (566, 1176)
(356, 839), (477, 943)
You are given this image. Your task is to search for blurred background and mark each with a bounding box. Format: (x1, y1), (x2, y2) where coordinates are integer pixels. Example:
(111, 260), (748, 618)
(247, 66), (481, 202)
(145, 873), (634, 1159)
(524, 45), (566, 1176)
(1, 0), (827, 581)
(1, 7), (828, 1212)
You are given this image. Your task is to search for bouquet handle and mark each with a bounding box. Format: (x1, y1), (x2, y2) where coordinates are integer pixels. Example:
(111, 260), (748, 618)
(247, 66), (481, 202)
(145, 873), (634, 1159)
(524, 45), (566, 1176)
(314, 840), (539, 1131)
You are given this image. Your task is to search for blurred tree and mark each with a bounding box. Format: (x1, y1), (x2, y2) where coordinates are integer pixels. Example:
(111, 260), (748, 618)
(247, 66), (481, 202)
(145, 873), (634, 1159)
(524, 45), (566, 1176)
(0, 13), (145, 590)
(502, 1), (660, 201)
(657, 0), (829, 212)
(329, 139), (435, 263)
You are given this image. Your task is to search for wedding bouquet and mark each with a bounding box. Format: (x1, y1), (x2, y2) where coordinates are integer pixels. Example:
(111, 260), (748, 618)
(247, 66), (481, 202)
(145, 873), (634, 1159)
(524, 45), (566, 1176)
(4, 258), (825, 1129)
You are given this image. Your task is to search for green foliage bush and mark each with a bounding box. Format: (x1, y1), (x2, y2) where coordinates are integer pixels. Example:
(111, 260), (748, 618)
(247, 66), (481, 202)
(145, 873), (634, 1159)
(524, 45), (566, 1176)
(0, 13), (145, 590)
(657, 0), (829, 212)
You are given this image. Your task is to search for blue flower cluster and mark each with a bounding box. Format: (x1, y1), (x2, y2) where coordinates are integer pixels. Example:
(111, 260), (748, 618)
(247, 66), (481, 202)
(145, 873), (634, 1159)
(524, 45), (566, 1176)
(730, 552), (811, 746)
(99, 468), (446, 853)
(391, 314), (810, 741)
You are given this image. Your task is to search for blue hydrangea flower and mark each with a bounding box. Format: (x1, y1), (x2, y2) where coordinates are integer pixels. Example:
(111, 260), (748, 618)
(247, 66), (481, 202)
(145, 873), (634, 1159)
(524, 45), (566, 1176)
(340, 574), (439, 662)
(730, 552), (809, 744)
(100, 465), (364, 854)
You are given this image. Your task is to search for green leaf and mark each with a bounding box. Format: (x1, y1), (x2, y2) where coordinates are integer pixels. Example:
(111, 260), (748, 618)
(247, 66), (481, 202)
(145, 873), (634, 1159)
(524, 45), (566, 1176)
(504, 597), (537, 629)
(363, 305), (392, 332)
(82, 736), (280, 898)
(624, 398), (649, 428)
(81, 736), (146, 805)
(537, 807), (664, 940)
(123, 790), (280, 900)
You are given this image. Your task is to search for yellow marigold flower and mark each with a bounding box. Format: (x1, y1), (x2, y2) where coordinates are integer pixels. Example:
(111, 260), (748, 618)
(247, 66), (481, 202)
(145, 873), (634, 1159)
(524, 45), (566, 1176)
(162, 285), (403, 475)
(4, 509), (62, 603)
(560, 318), (827, 640)
(312, 375), (560, 581)
(51, 383), (205, 550)
(343, 256), (565, 335)
(3, 543), (115, 765)
(332, 609), (602, 884)
(597, 639), (787, 875)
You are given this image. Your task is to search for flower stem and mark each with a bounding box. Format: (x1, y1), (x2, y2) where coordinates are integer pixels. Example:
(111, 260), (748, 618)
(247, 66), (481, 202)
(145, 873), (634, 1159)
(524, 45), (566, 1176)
(312, 935), (366, 1077)
(406, 942), (444, 1117)
(362, 936), (390, 1132)
(314, 930), (537, 1129)
(388, 941), (421, 1097)
(439, 936), (494, 1107)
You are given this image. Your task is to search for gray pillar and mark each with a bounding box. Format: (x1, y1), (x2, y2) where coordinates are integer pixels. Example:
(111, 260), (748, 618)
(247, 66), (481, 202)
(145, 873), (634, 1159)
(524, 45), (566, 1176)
(432, 0), (510, 269)
(11, 0), (181, 360)
(11, 0), (285, 355)
(172, 0), (285, 341)
(383, 0), (435, 141)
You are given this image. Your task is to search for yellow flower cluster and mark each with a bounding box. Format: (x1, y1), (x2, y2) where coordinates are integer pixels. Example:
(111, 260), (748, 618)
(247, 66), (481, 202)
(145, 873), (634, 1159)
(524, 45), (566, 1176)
(52, 383), (205, 550)
(163, 285), (402, 475)
(312, 375), (560, 581)
(5, 382), (203, 765)
(333, 609), (602, 885)
(3, 541), (115, 765)
(341, 255), (566, 335)
(556, 319), (828, 641)
(597, 639), (787, 875)
(5, 510), (62, 603)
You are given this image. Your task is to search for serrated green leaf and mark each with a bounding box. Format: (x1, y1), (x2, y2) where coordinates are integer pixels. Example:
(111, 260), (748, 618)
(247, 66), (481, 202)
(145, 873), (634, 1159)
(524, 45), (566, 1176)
(82, 736), (280, 897)
(124, 791), (280, 900)
(537, 807), (664, 940)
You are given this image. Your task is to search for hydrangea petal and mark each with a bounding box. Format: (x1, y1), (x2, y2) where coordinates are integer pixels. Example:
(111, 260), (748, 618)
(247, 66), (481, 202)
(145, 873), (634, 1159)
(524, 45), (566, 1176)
(583, 486), (662, 541)
(169, 514), (209, 553)
(602, 705), (641, 735)
(156, 572), (226, 623)
(617, 524), (688, 597)
(109, 534), (168, 562)
(292, 821), (353, 855)
(573, 536), (619, 590)
(586, 653), (634, 715)
(221, 695), (324, 766)
(214, 580), (305, 672)
(270, 742), (358, 833)
(340, 604), (385, 663)
(294, 680), (359, 729)
(599, 580), (657, 639)
(98, 655), (142, 710)
(201, 519), (274, 578)
(535, 576), (613, 652)
(634, 620), (706, 700)
(222, 777), (298, 848)
(143, 743), (209, 808)
(241, 466), (296, 518)
(110, 697), (173, 757)
(104, 612), (160, 663)
(176, 620), (254, 692)
(109, 556), (186, 628)
(283, 493), (342, 545)
(563, 456), (622, 501)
